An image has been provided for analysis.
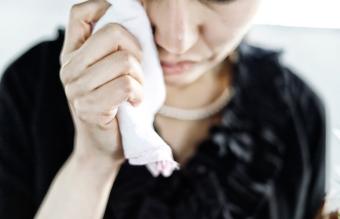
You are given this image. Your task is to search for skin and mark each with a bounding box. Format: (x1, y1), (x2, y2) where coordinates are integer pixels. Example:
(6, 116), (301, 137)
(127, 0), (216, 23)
(35, 0), (262, 218)
(143, 0), (262, 164)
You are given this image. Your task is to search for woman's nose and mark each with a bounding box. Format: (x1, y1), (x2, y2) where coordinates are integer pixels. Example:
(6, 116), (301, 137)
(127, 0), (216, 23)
(153, 0), (199, 55)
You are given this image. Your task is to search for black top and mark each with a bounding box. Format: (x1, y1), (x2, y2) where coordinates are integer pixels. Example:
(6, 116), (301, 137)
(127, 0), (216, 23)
(0, 29), (326, 219)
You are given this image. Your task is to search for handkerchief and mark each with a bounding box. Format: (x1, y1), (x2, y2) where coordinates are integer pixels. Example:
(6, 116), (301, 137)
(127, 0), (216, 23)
(93, 0), (180, 177)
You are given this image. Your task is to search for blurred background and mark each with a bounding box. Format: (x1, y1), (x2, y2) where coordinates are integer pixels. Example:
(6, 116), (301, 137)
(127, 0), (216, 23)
(1, 0), (339, 194)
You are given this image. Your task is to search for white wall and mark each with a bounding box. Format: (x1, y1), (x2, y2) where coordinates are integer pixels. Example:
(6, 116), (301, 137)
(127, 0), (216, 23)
(1, 0), (340, 191)
(255, 0), (340, 29)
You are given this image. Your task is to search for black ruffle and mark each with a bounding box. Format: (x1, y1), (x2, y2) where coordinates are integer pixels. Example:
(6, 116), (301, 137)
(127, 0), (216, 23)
(105, 41), (325, 219)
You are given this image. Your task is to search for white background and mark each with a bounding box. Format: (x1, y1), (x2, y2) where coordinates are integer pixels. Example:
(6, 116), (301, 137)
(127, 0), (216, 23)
(1, 0), (340, 72)
(1, 0), (340, 192)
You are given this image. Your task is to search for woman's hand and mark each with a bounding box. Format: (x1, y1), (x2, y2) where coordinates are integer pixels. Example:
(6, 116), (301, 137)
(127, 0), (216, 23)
(59, 0), (145, 167)
(35, 2), (146, 218)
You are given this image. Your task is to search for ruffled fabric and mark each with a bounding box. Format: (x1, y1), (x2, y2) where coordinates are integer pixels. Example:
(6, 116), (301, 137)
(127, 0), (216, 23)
(103, 41), (325, 219)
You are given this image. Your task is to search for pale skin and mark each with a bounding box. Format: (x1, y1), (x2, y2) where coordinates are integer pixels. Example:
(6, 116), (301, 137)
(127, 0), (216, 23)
(34, 0), (261, 218)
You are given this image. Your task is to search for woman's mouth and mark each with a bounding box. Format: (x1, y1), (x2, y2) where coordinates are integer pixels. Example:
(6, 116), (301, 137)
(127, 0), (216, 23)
(160, 61), (196, 75)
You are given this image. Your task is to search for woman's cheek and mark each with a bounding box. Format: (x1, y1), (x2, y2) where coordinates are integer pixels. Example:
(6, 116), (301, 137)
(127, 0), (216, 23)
(203, 18), (241, 52)
(202, 18), (246, 63)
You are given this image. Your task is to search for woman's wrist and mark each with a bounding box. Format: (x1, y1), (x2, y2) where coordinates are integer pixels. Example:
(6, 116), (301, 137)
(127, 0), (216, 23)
(70, 149), (124, 175)
(35, 149), (121, 219)
(72, 131), (125, 170)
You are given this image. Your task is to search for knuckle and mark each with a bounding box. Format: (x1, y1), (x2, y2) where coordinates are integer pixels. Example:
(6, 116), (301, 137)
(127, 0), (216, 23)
(73, 98), (85, 115)
(122, 75), (134, 95)
(126, 53), (136, 65)
(69, 78), (88, 98)
(103, 22), (123, 38)
(78, 112), (88, 123)
(95, 111), (114, 129)
(75, 108), (89, 123)
(97, 120), (112, 130)
(101, 109), (115, 118)
(59, 69), (66, 84)
(64, 83), (77, 100)
(99, 112), (114, 124)
(60, 72), (70, 86)
(70, 3), (83, 18)
(119, 50), (130, 60)
(119, 51), (135, 72)
(59, 61), (72, 84)
(64, 83), (71, 96)
(59, 71), (69, 87)
(59, 53), (66, 67)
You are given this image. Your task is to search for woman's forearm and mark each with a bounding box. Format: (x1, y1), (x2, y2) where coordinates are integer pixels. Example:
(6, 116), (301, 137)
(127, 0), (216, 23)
(34, 152), (121, 219)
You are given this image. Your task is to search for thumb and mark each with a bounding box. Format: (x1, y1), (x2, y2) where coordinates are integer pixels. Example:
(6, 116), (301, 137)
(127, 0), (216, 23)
(60, 0), (111, 64)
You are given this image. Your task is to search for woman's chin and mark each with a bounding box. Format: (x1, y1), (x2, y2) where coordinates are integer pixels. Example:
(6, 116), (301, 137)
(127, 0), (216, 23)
(163, 71), (199, 87)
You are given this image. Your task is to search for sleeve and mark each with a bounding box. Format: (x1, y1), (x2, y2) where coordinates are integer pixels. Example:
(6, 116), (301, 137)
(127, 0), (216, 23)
(281, 66), (326, 219)
(0, 63), (36, 218)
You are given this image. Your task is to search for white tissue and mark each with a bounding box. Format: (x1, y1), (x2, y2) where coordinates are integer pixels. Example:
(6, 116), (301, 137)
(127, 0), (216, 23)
(93, 0), (180, 177)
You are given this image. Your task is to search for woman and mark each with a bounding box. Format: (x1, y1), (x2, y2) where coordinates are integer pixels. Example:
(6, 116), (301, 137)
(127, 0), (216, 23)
(0, 0), (325, 218)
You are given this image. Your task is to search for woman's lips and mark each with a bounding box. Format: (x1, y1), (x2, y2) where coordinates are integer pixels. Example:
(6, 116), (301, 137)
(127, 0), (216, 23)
(160, 61), (196, 75)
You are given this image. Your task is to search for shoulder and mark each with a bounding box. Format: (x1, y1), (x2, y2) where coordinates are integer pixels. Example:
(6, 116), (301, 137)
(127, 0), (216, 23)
(234, 41), (325, 125)
(1, 28), (64, 87)
(2, 28), (64, 76)
(237, 41), (323, 99)
(0, 28), (65, 106)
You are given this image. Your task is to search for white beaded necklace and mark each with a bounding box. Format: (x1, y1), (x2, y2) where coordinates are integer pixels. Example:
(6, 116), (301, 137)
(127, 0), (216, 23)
(157, 86), (234, 121)
(157, 51), (239, 121)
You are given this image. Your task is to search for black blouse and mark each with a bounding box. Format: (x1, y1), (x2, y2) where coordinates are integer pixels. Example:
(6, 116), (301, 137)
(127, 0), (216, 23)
(0, 29), (326, 219)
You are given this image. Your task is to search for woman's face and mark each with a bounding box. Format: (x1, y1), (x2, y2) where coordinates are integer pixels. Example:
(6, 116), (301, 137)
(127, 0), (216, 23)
(140, 0), (262, 87)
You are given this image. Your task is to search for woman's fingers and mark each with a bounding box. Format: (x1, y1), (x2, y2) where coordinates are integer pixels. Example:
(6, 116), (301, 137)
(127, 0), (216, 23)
(61, 0), (111, 63)
(60, 22), (143, 85)
(65, 50), (144, 100)
(59, 0), (145, 131)
(80, 22), (143, 65)
(72, 75), (144, 125)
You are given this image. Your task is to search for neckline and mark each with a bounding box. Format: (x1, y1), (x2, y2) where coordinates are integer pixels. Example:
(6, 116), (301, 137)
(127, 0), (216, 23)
(152, 45), (242, 169)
